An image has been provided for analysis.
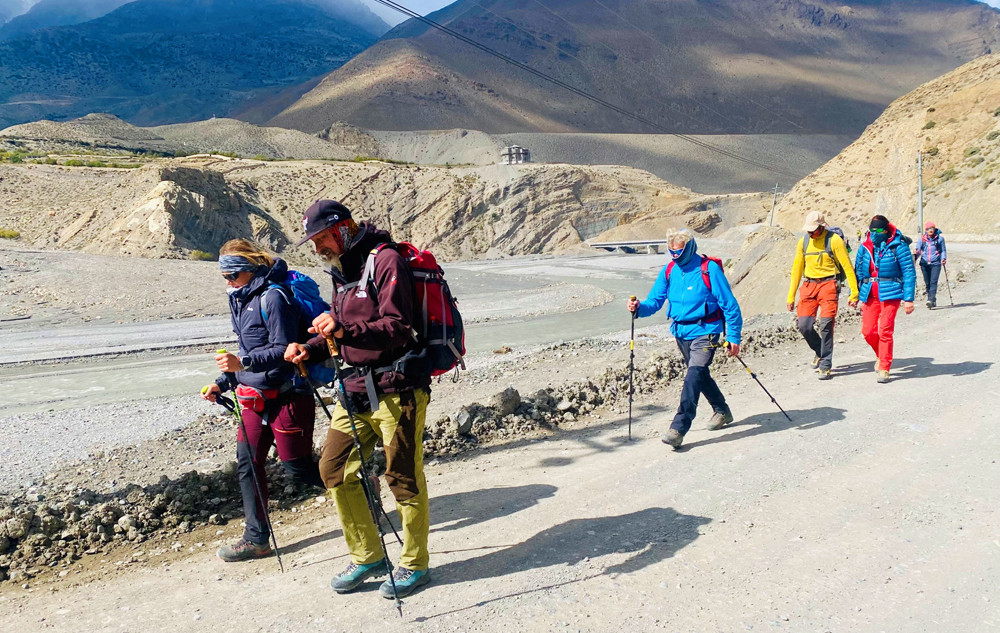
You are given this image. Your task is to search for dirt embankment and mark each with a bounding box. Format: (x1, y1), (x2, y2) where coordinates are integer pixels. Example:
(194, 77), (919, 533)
(0, 157), (714, 262)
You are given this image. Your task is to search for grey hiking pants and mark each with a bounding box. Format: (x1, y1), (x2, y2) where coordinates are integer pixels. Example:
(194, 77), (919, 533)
(797, 315), (835, 371)
(671, 334), (729, 436)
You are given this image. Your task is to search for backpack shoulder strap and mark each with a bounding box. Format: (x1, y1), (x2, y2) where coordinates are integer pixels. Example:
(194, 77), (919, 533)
(699, 255), (713, 292)
(665, 260), (676, 286)
(357, 243), (395, 299)
(260, 283), (292, 323)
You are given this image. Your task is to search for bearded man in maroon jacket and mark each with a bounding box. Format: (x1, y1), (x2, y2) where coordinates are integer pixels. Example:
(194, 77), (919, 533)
(285, 200), (432, 600)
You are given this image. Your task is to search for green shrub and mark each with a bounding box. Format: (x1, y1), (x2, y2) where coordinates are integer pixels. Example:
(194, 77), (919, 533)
(923, 121), (936, 130)
(988, 131), (1000, 141)
(189, 250), (215, 261)
(85, 160), (106, 168)
(9, 153), (23, 163)
(938, 168), (959, 182)
(927, 107), (936, 113)
(351, 155), (413, 165)
(969, 156), (984, 166)
(63, 160), (85, 166)
(0, 228), (20, 239)
(925, 147), (939, 156)
(109, 162), (141, 169)
(964, 147), (981, 157)
(44, 157), (58, 165)
(994, 107), (1000, 117)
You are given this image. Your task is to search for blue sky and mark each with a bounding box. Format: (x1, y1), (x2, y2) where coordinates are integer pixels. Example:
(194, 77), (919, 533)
(360, 0), (453, 25)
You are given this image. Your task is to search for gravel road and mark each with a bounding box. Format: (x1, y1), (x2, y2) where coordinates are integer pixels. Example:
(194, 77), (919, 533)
(0, 244), (996, 631)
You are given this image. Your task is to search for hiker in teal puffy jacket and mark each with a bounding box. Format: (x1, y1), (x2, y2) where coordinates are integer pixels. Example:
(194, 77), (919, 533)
(853, 215), (916, 383)
(628, 229), (743, 450)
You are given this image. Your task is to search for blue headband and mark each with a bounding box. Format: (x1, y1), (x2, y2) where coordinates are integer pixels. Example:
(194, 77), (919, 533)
(219, 255), (260, 274)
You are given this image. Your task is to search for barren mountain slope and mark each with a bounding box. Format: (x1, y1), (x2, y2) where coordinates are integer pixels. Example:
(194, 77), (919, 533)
(0, 0), (133, 41)
(0, 158), (708, 261)
(0, 0), (384, 128)
(773, 53), (1000, 240)
(271, 0), (1000, 135)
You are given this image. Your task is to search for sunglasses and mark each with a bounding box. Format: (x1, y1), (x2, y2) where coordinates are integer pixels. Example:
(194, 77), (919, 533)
(870, 228), (887, 234)
(222, 271), (242, 282)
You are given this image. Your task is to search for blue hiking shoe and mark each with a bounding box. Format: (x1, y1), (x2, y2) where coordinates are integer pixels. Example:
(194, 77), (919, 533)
(331, 559), (387, 593)
(379, 567), (431, 599)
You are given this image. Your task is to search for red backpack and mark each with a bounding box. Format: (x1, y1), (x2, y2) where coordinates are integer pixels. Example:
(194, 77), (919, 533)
(360, 242), (466, 377)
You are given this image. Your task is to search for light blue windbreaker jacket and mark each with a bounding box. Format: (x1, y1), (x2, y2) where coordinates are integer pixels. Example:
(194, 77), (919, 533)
(635, 238), (743, 345)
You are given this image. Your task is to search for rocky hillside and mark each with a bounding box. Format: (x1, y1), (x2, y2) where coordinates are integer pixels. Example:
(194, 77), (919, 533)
(0, 0), (387, 129)
(0, 0), (35, 24)
(0, 157), (718, 261)
(271, 0), (1000, 135)
(0, 0), (133, 40)
(773, 53), (1000, 241)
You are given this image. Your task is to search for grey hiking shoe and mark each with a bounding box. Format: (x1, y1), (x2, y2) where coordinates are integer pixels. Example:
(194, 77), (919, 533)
(661, 429), (683, 449)
(706, 410), (734, 430)
(331, 559), (388, 593)
(379, 567), (432, 599)
(217, 537), (272, 562)
(926, 300), (933, 308)
(817, 368), (832, 381)
(876, 369), (891, 384)
(810, 356), (821, 370)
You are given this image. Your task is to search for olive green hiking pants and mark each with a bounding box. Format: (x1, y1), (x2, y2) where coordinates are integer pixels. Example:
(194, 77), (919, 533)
(319, 389), (430, 571)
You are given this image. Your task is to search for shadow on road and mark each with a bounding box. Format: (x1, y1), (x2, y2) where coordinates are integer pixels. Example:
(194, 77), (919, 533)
(837, 357), (992, 380)
(680, 406), (846, 451)
(535, 403), (673, 469)
(429, 484), (558, 534)
(931, 301), (985, 310)
(428, 506), (709, 594)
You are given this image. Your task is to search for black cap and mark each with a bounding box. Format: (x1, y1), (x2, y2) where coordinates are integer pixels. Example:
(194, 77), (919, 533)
(296, 200), (352, 247)
(869, 215), (890, 232)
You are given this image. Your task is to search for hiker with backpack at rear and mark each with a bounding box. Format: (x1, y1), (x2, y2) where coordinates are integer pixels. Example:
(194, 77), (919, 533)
(855, 215), (916, 384)
(284, 200), (456, 600)
(627, 228), (743, 450)
(200, 239), (324, 562)
(914, 221), (947, 308)
(786, 211), (859, 381)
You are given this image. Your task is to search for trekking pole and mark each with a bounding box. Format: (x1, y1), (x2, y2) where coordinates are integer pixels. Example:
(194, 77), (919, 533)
(324, 338), (404, 617)
(204, 352), (284, 573)
(295, 363), (401, 541)
(942, 263), (954, 306)
(714, 342), (792, 422)
(628, 295), (636, 441)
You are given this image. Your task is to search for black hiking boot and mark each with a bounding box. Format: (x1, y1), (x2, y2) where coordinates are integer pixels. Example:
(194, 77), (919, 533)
(217, 537), (272, 562)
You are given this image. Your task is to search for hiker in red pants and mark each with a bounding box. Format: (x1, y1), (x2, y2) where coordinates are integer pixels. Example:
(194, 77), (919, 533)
(853, 216), (916, 383)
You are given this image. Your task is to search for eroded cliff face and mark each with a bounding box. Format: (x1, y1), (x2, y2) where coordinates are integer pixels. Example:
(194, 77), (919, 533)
(0, 157), (700, 261)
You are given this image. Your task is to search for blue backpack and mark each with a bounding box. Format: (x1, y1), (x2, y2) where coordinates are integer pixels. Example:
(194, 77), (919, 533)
(260, 270), (339, 385)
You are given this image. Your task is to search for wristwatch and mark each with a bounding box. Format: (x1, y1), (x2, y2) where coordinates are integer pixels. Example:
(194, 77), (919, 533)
(240, 355), (253, 372)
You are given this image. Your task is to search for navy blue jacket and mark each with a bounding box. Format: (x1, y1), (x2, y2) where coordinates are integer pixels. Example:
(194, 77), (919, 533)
(214, 258), (304, 392)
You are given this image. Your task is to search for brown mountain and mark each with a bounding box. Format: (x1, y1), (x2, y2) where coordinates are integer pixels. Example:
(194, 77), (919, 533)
(270, 0), (1000, 136)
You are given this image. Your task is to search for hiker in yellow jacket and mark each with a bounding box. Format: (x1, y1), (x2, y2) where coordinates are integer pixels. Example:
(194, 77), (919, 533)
(786, 211), (859, 380)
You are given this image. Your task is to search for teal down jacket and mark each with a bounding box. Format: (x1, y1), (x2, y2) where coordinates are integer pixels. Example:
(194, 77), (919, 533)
(854, 225), (916, 303)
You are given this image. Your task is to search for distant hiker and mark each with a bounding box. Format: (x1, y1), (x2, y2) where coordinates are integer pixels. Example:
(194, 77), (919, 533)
(284, 200), (433, 599)
(785, 211), (859, 380)
(854, 215), (917, 383)
(200, 239), (323, 562)
(628, 228), (743, 450)
(914, 221), (947, 308)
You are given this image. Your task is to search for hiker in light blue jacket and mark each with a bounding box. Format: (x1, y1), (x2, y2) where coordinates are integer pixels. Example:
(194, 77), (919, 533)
(628, 229), (743, 450)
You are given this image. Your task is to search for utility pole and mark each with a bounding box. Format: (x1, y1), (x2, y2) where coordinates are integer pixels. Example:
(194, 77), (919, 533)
(917, 152), (924, 234)
(768, 183), (780, 227)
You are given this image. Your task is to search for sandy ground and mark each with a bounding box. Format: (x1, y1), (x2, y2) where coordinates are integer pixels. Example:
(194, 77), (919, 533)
(0, 244), (997, 630)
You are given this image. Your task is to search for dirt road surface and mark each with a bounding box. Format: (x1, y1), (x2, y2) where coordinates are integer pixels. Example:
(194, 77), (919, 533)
(1, 245), (997, 632)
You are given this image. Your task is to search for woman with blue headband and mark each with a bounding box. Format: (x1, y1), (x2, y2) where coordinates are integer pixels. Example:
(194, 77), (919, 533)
(200, 239), (322, 562)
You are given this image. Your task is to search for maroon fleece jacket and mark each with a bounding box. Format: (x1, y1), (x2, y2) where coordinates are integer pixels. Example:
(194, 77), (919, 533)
(306, 222), (430, 394)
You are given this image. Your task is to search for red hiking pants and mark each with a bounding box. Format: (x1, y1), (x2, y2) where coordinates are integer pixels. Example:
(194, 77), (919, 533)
(861, 298), (900, 371)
